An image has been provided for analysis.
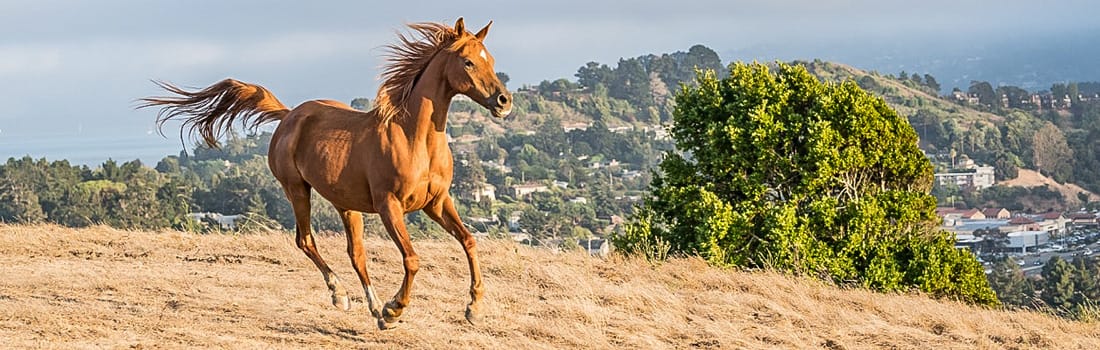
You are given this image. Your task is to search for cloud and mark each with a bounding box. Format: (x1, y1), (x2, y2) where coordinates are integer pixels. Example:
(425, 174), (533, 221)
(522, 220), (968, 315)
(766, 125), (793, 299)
(0, 30), (387, 80)
(0, 45), (62, 76)
(230, 31), (386, 66)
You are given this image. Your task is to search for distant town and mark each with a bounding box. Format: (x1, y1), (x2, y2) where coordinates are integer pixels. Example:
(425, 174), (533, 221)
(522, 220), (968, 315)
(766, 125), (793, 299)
(939, 202), (1099, 275)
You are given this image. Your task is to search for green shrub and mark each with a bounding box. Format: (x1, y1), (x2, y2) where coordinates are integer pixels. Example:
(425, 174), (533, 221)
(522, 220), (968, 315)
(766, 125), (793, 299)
(620, 62), (998, 306)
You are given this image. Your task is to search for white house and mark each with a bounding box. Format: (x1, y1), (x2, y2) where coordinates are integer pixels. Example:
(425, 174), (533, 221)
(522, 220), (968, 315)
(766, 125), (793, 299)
(186, 212), (241, 230)
(934, 165), (995, 190)
(511, 183), (550, 198)
(471, 183), (496, 202)
(578, 238), (611, 258)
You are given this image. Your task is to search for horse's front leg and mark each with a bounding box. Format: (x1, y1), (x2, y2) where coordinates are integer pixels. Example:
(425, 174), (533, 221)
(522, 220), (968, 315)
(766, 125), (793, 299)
(424, 195), (484, 325)
(375, 197), (418, 330)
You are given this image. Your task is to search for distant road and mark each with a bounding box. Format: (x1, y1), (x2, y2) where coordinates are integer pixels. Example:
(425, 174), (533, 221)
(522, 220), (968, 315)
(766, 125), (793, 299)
(1019, 241), (1099, 277)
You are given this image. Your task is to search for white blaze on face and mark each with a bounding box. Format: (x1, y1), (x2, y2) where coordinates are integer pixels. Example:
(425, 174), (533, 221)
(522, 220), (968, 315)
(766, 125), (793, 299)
(479, 49), (487, 61)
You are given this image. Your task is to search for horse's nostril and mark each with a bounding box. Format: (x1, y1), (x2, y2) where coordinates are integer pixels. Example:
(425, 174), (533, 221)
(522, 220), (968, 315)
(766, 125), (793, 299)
(497, 94), (509, 106)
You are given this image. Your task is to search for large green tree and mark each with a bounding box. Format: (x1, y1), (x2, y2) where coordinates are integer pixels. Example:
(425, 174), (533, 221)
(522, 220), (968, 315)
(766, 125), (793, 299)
(0, 177), (46, 223)
(1041, 256), (1077, 311)
(1032, 121), (1074, 182)
(968, 80), (997, 107)
(619, 62), (997, 305)
(987, 257), (1035, 307)
(1071, 256), (1099, 306)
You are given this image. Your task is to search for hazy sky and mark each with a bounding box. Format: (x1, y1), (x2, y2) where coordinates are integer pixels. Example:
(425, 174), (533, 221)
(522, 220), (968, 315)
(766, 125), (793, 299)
(1, 0), (1096, 164)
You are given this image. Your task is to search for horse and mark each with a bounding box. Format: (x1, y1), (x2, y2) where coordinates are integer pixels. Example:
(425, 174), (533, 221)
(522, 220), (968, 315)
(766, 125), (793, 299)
(139, 18), (511, 329)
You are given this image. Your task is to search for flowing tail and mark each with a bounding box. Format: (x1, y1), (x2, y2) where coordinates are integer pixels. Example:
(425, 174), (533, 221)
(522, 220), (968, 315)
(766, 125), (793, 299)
(139, 79), (289, 147)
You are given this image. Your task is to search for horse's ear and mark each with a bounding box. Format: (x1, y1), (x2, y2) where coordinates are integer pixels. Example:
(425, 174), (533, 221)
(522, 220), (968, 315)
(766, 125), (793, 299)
(475, 21), (492, 40)
(454, 17), (466, 35)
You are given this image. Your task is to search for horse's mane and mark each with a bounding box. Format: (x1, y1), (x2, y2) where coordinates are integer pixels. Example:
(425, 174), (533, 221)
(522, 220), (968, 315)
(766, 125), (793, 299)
(374, 22), (466, 127)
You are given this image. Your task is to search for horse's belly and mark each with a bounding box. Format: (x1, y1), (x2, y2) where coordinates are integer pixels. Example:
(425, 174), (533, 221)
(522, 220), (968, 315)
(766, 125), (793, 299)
(298, 158), (378, 213)
(308, 181), (377, 213)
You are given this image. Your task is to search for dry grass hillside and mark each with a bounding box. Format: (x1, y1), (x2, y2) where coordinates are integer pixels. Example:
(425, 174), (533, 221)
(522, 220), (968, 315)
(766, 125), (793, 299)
(1, 224), (1098, 349)
(1001, 168), (1100, 205)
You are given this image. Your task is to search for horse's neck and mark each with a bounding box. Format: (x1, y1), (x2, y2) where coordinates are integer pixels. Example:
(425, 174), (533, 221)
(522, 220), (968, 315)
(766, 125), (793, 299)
(398, 79), (453, 149)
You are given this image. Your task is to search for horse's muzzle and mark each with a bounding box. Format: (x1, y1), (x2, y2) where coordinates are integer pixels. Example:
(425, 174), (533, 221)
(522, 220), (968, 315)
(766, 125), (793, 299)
(488, 92), (512, 118)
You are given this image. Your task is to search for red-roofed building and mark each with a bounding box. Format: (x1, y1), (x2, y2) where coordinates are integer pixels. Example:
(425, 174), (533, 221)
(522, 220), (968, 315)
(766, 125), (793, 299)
(981, 208), (1011, 219)
(1034, 212), (1070, 237)
(959, 209), (985, 220)
(1069, 212), (1099, 227)
(936, 207), (964, 217)
(1001, 216), (1039, 233)
(1037, 212), (1065, 221)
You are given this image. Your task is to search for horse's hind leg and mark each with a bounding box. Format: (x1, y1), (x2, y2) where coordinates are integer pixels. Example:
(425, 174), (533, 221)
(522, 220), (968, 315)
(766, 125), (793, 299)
(285, 182), (350, 311)
(338, 208), (383, 319)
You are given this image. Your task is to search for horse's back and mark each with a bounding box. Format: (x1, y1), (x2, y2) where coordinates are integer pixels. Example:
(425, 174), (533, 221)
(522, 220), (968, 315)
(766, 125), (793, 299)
(310, 99), (356, 111)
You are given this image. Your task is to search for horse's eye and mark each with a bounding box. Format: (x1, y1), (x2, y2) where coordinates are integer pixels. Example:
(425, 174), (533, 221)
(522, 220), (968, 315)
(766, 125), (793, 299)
(464, 59), (474, 69)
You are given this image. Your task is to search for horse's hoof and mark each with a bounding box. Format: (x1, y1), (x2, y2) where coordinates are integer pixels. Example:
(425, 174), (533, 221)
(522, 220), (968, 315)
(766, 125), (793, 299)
(369, 306), (382, 319)
(465, 305), (481, 325)
(382, 302), (403, 324)
(377, 317), (399, 330)
(332, 294), (351, 311)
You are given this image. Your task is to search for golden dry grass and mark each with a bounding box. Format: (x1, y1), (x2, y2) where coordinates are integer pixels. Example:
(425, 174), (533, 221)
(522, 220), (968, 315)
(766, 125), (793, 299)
(1, 224), (1097, 349)
(1001, 168), (1099, 205)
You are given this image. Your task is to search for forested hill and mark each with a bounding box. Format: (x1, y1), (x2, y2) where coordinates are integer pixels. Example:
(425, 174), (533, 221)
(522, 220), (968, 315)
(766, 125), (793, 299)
(799, 60), (1100, 211)
(2, 44), (1098, 239)
(802, 60), (1005, 126)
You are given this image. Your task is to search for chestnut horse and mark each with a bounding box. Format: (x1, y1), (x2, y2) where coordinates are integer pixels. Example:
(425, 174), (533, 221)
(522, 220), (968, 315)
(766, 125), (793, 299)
(140, 18), (511, 329)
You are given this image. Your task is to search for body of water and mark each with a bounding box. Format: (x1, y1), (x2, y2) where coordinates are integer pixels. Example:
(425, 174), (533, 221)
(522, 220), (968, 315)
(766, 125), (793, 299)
(0, 133), (190, 167)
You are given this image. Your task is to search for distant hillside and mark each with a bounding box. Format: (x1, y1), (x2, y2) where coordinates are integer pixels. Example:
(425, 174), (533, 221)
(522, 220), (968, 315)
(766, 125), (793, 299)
(800, 60), (1003, 127)
(796, 60), (1100, 210)
(1001, 168), (1099, 205)
(1, 224), (1097, 348)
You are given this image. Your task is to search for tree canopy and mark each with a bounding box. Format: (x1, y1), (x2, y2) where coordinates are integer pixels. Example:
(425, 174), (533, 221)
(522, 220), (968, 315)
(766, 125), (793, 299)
(618, 62), (997, 305)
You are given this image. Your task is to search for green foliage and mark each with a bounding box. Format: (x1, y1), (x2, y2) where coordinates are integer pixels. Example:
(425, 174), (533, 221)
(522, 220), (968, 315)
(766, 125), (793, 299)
(625, 62), (998, 305)
(611, 207), (671, 262)
(968, 81), (997, 108)
(923, 74), (941, 93)
(0, 177), (46, 223)
(987, 257), (1035, 307)
(495, 72), (510, 87)
(1071, 256), (1099, 307)
(1041, 256), (1078, 312)
(1032, 122), (1074, 182)
(991, 255), (1100, 321)
(0, 156), (192, 229)
(963, 185), (1063, 212)
(350, 98), (371, 111)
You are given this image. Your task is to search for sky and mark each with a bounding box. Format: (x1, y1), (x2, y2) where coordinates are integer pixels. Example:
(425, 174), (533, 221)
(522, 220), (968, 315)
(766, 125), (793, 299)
(1, 0), (1097, 165)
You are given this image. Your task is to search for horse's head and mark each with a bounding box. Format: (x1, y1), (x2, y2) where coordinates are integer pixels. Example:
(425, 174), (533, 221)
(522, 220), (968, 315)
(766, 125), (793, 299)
(442, 18), (512, 118)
